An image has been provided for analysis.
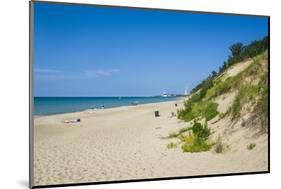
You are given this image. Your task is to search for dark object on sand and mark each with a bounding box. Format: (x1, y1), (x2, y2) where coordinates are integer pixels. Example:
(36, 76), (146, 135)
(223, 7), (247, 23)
(175, 103), (178, 107)
(64, 118), (81, 124)
(154, 110), (160, 117)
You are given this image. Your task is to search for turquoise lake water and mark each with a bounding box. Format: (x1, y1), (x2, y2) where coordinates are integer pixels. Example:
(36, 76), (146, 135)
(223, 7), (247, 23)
(34, 96), (180, 115)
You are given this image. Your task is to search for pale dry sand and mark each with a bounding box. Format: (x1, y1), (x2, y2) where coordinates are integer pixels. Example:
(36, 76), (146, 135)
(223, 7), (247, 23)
(217, 59), (253, 82)
(226, 59), (253, 77)
(34, 99), (268, 186)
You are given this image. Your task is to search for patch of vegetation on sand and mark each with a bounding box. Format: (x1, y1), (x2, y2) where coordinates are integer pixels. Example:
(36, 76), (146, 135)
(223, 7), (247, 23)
(167, 127), (191, 139)
(231, 84), (259, 120)
(206, 50), (268, 101)
(167, 122), (213, 153)
(202, 50), (268, 125)
(255, 72), (269, 127)
(205, 77), (233, 99)
(181, 135), (212, 153)
(181, 122), (212, 153)
(247, 143), (256, 150)
(177, 100), (219, 122)
(166, 142), (178, 149)
(227, 53), (268, 125)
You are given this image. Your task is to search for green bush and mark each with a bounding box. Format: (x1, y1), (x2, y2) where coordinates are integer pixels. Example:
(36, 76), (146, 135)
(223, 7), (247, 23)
(181, 136), (212, 153)
(191, 122), (210, 140)
(178, 100), (219, 122)
(203, 102), (219, 121)
(166, 122), (212, 153)
(181, 122), (212, 153)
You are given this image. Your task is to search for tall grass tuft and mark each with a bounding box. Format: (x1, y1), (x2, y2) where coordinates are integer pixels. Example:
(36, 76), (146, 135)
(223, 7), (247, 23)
(231, 84), (259, 120)
(167, 142), (178, 149)
(214, 135), (223, 153)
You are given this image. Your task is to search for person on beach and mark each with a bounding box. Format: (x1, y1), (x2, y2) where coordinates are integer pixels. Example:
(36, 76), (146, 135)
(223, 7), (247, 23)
(64, 118), (81, 123)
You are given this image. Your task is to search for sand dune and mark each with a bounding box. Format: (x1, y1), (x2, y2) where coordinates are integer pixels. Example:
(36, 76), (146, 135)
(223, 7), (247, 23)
(33, 99), (268, 186)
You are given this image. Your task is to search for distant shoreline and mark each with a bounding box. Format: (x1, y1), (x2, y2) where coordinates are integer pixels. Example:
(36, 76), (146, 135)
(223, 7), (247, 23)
(34, 96), (185, 116)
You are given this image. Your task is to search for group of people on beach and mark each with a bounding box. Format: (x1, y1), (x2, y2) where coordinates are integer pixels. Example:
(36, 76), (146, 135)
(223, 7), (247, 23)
(91, 105), (105, 110)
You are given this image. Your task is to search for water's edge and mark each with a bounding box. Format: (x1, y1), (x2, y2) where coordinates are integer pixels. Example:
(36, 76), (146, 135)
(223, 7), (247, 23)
(34, 97), (183, 116)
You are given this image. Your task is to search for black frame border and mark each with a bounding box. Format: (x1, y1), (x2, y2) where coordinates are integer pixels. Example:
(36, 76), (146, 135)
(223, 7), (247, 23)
(29, 1), (270, 188)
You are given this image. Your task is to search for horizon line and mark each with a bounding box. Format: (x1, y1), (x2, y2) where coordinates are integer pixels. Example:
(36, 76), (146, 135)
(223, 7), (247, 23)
(34, 95), (186, 98)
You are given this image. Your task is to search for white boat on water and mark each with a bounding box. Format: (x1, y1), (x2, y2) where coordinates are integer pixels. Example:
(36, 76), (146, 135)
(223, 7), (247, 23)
(161, 92), (170, 97)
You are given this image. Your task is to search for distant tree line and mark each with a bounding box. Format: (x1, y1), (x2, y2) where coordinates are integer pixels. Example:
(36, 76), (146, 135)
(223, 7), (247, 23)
(190, 36), (268, 94)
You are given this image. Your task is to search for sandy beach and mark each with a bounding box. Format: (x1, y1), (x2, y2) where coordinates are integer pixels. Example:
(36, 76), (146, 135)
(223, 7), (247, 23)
(33, 99), (268, 186)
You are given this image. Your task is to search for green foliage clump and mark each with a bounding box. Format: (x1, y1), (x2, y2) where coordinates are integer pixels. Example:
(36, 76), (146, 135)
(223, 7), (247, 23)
(206, 77), (233, 99)
(191, 122), (210, 140)
(199, 78), (214, 99)
(166, 122), (212, 153)
(203, 102), (219, 121)
(181, 136), (212, 153)
(177, 93), (201, 121)
(181, 122), (212, 153)
(247, 143), (256, 150)
(178, 100), (219, 122)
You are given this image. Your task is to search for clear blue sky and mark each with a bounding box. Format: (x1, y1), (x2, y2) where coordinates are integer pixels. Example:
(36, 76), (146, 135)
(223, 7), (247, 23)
(34, 2), (268, 97)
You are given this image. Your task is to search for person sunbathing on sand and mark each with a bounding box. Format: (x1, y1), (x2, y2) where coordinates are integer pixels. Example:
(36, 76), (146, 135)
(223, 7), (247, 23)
(63, 118), (81, 123)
